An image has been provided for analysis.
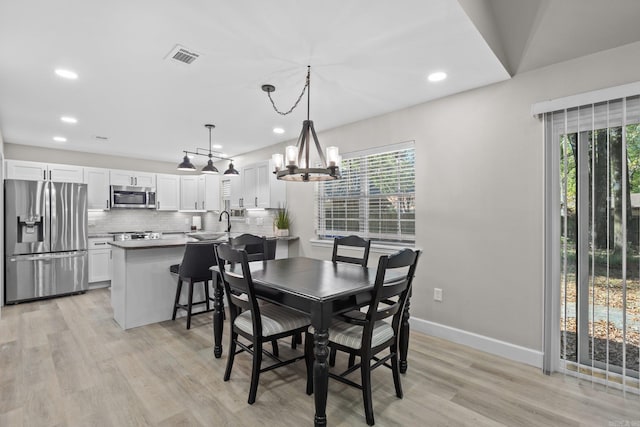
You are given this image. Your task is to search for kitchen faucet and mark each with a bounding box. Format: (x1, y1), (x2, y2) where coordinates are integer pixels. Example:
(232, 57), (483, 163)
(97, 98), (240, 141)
(219, 210), (231, 232)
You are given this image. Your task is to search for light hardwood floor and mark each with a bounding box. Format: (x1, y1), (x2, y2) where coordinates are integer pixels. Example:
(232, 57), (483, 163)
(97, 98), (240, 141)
(0, 288), (638, 426)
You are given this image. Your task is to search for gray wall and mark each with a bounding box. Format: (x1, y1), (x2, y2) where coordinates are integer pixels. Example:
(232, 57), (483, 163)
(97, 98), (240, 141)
(259, 41), (640, 353)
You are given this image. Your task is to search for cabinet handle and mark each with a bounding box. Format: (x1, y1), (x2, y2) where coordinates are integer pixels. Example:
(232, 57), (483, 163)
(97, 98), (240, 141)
(130, 177), (133, 185)
(43, 170), (46, 180)
(135, 177), (137, 185)
(94, 242), (107, 245)
(157, 201), (160, 209)
(255, 197), (258, 207)
(194, 202), (197, 210)
(49, 170), (51, 180)
(106, 200), (109, 209)
(202, 201), (204, 210)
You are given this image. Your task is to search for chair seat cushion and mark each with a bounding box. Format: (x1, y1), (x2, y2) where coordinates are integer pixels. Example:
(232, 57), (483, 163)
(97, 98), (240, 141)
(329, 319), (394, 350)
(234, 303), (310, 338)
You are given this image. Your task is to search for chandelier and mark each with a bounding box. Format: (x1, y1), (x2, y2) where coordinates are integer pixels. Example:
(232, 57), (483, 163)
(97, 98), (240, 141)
(262, 66), (340, 181)
(177, 124), (239, 175)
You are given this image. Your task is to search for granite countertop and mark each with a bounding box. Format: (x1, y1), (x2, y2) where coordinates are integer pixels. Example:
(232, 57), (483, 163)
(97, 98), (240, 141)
(109, 237), (198, 249)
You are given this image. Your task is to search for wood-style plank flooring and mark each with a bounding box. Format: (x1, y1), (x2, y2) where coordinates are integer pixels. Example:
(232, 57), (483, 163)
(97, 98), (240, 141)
(0, 288), (638, 426)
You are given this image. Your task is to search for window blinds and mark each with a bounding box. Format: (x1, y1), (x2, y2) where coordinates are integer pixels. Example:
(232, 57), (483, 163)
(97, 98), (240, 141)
(316, 142), (415, 243)
(545, 94), (640, 393)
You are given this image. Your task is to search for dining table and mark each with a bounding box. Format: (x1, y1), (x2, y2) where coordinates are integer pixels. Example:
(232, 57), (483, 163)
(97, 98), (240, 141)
(211, 256), (413, 426)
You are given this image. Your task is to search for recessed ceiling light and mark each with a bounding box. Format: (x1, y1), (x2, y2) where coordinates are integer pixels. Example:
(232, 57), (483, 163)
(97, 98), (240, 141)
(212, 144), (222, 149)
(273, 127), (285, 134)
(427, 71), (447, 82)
(55, 69), (78, 80)
(53, 136), (67, 142)
(60, 116), (77, 124)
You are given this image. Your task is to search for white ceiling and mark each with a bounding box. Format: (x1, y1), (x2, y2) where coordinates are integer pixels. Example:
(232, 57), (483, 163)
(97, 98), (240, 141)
(1, 0), (639, 165)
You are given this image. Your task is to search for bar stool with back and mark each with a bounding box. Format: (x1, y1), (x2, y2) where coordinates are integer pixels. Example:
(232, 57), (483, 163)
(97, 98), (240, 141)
(170, 241), (217, 329)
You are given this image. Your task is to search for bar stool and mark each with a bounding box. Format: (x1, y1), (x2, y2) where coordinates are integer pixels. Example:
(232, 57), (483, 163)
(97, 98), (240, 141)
(171, 241), (217, 329)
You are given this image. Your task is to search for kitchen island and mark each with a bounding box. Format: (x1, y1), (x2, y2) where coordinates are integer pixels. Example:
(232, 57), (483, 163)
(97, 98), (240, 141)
(109, 237), (204, 330)
(109, 234), (298, 330)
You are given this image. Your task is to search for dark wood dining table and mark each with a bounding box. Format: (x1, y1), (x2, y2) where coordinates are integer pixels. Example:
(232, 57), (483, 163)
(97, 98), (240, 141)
(211, 257), (412, 427)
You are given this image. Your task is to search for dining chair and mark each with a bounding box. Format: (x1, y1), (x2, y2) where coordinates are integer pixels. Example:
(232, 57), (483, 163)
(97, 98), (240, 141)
(230, 233), (274, 261)
(329, 235), (372, 365)
(229, 233), (281, 355)
(215, 243), (312, 404)
(306, 248), (420, 426)
(332, 235), (371, 266)
(170, 241), (217, 329)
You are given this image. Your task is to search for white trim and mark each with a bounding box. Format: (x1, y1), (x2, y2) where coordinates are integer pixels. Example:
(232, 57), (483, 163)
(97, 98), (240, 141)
(309, 238), (415, 255)
(531, 81), (640, 116)
(411, 317), (544, 368)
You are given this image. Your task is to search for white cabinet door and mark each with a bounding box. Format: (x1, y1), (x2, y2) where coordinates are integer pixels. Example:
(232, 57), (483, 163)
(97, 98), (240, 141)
(229, 174), (243, 209)
(268, 158), (286, 208)
(134, 172), (155, 188)
(109, 170), (155, 187)
(84, 167), (110, 210)
(5, 160), (84, 183)
(110, 169), (135, 186)
(180, 175), (199, 210)
(5, 160), (48, 181)
(255, 161), (271, 208)
(196, 175), (206, 211)
(156, 174), (180, 211)
(242, 164), (258, 208)
(88, 238), (112, 283)
(204, 174), (220, 211)
(48, 163), (84, 183)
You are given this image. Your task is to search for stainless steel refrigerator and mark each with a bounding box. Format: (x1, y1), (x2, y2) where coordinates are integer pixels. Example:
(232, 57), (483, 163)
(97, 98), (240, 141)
(4, 179), (88, 303)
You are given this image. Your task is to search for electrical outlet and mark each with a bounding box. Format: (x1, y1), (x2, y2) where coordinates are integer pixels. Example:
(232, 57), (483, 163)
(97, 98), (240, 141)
(433, 288), (443, 302)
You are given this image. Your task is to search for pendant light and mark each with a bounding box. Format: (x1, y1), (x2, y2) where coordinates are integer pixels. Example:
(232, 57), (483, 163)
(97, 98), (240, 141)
(201, 124), (219, 174)
(177, 123), (236, 175)
(262, 66), (340, 181)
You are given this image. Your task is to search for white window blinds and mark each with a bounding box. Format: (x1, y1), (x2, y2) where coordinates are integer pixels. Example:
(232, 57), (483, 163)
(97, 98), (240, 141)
(316, 142), (415, 244)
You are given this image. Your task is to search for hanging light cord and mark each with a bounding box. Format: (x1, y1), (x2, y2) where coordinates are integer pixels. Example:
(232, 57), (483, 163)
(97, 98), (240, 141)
(265, 66), (310, 116)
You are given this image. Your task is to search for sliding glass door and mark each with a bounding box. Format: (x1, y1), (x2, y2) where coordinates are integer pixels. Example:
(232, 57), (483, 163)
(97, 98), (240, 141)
(554, 98), (639, 387)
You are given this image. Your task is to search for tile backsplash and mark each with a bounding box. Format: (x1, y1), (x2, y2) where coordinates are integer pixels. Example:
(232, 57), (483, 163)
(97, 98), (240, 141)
(88, 210), (204, 233)
(203, 209), (279, 236)
(88, 209), (282, 236)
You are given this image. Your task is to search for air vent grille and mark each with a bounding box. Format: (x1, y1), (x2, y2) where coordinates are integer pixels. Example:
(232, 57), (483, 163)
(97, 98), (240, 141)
(166, 45), (200, 65)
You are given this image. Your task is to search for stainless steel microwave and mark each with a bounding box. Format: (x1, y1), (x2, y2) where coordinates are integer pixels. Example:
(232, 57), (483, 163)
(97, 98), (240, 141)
(110, 186), (156, 209)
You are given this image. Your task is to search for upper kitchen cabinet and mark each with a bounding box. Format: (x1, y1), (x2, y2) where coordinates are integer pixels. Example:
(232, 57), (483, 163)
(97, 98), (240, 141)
(84, 167), (110, 210)
(156, 174), (180, 211)
(224, 174), (243, 209)
(5, 160), (84, 183)
(110, 169), (156, 187)
(242, 160), (285, 208)
(180, 174), (219, 211)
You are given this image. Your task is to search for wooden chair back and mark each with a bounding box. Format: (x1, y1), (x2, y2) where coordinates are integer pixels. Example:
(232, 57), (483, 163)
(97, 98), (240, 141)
(331, 235), (371, 267)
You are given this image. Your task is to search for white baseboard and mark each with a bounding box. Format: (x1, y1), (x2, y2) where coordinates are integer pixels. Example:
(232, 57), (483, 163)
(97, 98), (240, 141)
(410, 317), (543, 369)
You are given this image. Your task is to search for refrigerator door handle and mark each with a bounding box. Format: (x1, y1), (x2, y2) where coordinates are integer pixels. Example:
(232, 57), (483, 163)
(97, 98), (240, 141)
(9, 251), (86, 262)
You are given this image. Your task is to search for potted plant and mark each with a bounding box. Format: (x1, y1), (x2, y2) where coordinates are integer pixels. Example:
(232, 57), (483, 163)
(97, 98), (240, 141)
(274, 205), (291, 237)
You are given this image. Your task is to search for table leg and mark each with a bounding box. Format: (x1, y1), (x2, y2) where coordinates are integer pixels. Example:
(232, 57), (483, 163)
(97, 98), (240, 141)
(213, 274), (224, 359)
(313, 327), (329, 427)
(399, 291), (411, 373)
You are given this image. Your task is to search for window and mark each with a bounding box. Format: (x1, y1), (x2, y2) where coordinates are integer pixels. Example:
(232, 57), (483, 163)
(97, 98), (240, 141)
(316, 141), (415, 244)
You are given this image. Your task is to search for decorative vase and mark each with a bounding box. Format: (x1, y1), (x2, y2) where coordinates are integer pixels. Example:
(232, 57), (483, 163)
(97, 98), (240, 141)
(275, 228), (289, 237)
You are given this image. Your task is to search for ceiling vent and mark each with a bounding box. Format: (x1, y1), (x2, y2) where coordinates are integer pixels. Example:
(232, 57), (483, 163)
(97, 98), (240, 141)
(166, 44), (200, 65)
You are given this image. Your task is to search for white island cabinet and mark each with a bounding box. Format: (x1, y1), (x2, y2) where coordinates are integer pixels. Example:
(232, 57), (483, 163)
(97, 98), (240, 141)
(109, 238), (210, 330)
